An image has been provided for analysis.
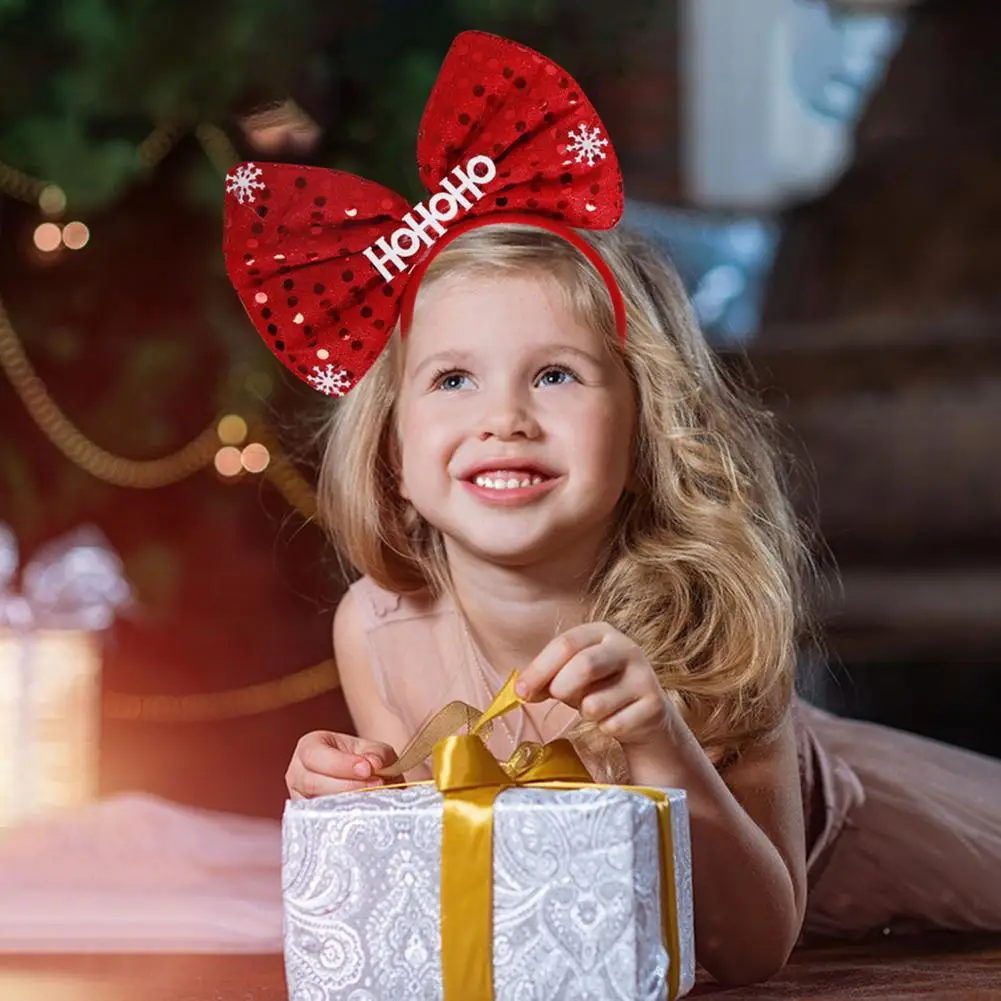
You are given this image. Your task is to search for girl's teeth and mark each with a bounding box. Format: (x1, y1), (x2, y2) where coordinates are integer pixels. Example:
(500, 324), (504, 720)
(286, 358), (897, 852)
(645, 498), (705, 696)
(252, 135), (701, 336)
(474, 474), (545, 490)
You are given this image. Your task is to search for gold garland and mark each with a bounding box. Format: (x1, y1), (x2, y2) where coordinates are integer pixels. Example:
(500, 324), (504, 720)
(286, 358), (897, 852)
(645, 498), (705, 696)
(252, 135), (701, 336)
(0, 298), (223, 487)
(102, 658), (341, 722)
(0, 122), (321, 515)
(1, 123), (330, 718)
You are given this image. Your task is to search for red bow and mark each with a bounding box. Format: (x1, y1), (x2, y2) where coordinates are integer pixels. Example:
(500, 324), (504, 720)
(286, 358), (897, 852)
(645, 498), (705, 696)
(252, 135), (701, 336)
(222, 30), (624, 397)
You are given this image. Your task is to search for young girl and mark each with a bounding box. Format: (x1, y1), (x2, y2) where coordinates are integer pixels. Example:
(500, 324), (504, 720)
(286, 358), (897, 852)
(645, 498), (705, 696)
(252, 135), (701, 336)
(224, 30), (1001, 989)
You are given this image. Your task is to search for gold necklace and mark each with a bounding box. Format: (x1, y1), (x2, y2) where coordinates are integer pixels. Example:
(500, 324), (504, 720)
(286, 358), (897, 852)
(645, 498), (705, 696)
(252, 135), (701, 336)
(460, 617), (520, 752)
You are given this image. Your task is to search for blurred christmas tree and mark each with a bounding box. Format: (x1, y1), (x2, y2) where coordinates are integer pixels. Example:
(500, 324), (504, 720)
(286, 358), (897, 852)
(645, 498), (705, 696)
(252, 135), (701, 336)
(0, 0), (655, 810)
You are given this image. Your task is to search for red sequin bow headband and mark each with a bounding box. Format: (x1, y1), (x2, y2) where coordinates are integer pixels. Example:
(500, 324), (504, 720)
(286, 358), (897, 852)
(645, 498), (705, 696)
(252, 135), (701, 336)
(222, 30), (626, 398)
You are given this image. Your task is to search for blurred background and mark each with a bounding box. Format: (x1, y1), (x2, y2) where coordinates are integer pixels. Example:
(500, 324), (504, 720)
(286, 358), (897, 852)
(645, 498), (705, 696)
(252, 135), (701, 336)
(1, 0), (999, 831)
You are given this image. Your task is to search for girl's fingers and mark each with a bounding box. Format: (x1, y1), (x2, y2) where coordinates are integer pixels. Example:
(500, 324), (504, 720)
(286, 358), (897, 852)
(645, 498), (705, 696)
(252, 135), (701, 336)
(579, 676), (634, 723)
(548, 645), (624, 706)
(295, 770), (383, 798)
(301, 743), (373, 778)
(517, 623), (612, 699)
(595, 695), (664, 743)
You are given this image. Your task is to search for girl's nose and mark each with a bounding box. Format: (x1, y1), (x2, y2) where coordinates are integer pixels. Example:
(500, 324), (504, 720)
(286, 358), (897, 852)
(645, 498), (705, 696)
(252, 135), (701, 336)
(476, 390), (541, 441)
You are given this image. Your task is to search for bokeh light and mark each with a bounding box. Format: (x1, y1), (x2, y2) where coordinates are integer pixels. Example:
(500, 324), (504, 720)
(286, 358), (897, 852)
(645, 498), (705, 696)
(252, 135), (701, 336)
(217, 414), (248, 445)
(61, 221), (90, 250)
(213, 446), (243, 477)
(37, 185), (67, 217)
(240, 442), (270, 473)
(32, 223), (62, 253)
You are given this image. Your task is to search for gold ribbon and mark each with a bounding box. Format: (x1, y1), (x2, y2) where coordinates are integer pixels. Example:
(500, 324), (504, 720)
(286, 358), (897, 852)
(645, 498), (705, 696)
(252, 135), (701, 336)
(374, 671), (683, 1001)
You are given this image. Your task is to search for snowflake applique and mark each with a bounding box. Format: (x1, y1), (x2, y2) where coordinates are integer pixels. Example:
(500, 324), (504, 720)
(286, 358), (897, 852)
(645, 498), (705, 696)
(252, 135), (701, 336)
(226, 163), (266, 204)
(307, 363), (352, 397)
(565, 123), (609, 168)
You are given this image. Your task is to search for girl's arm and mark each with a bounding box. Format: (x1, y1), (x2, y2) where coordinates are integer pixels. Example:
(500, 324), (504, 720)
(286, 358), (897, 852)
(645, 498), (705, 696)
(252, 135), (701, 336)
(334, 589), (432, 782)
(625, 710), (807, 987)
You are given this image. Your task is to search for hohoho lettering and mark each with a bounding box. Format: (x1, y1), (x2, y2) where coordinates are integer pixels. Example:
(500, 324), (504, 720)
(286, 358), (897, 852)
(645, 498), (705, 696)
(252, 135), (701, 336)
(363, 155), (497, 282)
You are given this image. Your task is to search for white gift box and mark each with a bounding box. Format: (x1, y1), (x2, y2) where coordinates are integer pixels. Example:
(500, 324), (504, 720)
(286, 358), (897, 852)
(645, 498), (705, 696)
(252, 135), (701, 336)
(282, 782), (695, 1001)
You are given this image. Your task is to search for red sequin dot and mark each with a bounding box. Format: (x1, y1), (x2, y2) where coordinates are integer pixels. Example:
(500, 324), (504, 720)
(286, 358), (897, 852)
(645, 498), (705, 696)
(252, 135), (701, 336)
(515, 121), (526, 132)
(560, 172), (573, 184)
(342, 270), (354, 282)
(473, 85), (485, 97)
(310, 225), (323, 236)
(295, 177), (307, 188)
(514, 77), (526, 89)
(545, 65), (557, 76)
(458, 113), (470, 125)
(590, 183), (600, 194)
(502, 67), (514, 79)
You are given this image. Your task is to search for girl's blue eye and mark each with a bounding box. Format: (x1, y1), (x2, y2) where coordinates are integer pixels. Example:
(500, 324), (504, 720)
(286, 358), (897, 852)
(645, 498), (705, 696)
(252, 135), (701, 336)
(537, 365), (577, 386)
(430, 368), (470, 391)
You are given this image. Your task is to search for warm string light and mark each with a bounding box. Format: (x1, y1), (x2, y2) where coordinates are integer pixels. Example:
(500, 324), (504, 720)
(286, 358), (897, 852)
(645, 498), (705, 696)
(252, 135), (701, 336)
(0, 123), (320, 519)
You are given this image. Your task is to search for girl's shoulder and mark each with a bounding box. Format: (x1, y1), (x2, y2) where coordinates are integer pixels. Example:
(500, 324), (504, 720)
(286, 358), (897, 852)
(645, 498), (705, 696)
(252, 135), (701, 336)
(346, 574), (452, 630)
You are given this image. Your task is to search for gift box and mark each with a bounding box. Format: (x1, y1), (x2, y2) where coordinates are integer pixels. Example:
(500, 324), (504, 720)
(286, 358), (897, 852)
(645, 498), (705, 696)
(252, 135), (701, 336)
(0, 525), (131, 827)
(281, 676), (695, 1001)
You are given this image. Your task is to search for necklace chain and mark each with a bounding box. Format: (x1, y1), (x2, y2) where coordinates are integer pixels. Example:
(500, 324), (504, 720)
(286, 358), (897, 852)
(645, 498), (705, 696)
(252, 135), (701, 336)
(460, 618), (520, 751)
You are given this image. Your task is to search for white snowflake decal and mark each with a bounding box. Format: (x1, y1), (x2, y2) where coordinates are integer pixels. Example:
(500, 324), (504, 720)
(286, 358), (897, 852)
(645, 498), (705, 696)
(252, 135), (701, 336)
(565, 123), (609, 168)
(226, 163), (266, 204)
(307, 363), (352, 397)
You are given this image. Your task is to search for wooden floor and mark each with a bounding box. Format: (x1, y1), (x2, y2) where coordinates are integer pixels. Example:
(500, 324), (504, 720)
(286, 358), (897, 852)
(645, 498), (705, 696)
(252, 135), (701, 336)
(0, 934), (998, 1000)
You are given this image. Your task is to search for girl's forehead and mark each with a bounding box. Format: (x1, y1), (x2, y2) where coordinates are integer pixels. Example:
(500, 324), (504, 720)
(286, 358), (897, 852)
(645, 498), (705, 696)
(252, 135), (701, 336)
(404, 271), (602, 361)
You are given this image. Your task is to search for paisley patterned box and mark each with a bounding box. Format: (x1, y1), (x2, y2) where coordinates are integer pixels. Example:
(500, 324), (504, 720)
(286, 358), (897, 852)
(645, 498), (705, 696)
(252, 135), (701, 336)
(282, 784), (695, 1000)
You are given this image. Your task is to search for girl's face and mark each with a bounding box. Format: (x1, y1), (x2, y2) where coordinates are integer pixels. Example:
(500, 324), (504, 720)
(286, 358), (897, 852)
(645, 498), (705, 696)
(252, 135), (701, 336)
(395, 271), (636, 576)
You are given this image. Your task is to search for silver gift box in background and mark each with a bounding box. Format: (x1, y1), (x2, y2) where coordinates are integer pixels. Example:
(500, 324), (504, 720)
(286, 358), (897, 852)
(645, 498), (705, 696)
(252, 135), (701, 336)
(282, 783), (695, 1001)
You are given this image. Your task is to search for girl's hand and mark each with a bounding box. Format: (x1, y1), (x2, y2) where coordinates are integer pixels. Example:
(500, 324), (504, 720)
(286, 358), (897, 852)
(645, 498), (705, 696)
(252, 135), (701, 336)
(285, 731), (398, 799)
(516, 622), (675, 748)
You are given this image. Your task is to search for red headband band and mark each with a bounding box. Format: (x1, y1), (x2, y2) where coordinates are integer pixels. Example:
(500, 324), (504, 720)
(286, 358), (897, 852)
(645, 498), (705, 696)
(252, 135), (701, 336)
(222, 30), (626, 398)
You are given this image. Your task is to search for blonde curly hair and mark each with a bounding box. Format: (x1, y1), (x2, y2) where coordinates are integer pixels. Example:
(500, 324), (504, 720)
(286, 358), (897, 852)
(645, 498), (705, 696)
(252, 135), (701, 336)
(317, 223), (814, 766)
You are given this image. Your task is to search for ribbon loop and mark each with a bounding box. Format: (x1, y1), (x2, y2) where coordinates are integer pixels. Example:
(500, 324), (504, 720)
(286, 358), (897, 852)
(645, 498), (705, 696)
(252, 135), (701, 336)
(434, 734), (511, 793)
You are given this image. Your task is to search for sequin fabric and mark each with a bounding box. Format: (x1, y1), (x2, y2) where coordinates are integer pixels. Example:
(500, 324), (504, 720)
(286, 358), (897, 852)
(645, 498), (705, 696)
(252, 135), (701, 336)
(222, 30), (624, 397)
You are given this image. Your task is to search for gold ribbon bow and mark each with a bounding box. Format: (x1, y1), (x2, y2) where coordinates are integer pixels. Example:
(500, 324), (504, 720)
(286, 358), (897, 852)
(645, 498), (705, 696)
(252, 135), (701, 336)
(375, 672), (683, 1001)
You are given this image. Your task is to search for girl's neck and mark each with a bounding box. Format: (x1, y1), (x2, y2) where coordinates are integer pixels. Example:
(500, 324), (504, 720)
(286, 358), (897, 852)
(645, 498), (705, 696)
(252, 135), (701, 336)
(444, 553), (595, 680)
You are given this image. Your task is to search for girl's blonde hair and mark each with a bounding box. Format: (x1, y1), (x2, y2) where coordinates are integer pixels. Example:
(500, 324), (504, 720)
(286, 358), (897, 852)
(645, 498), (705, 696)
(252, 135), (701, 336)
(318, 224), (814, 767)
